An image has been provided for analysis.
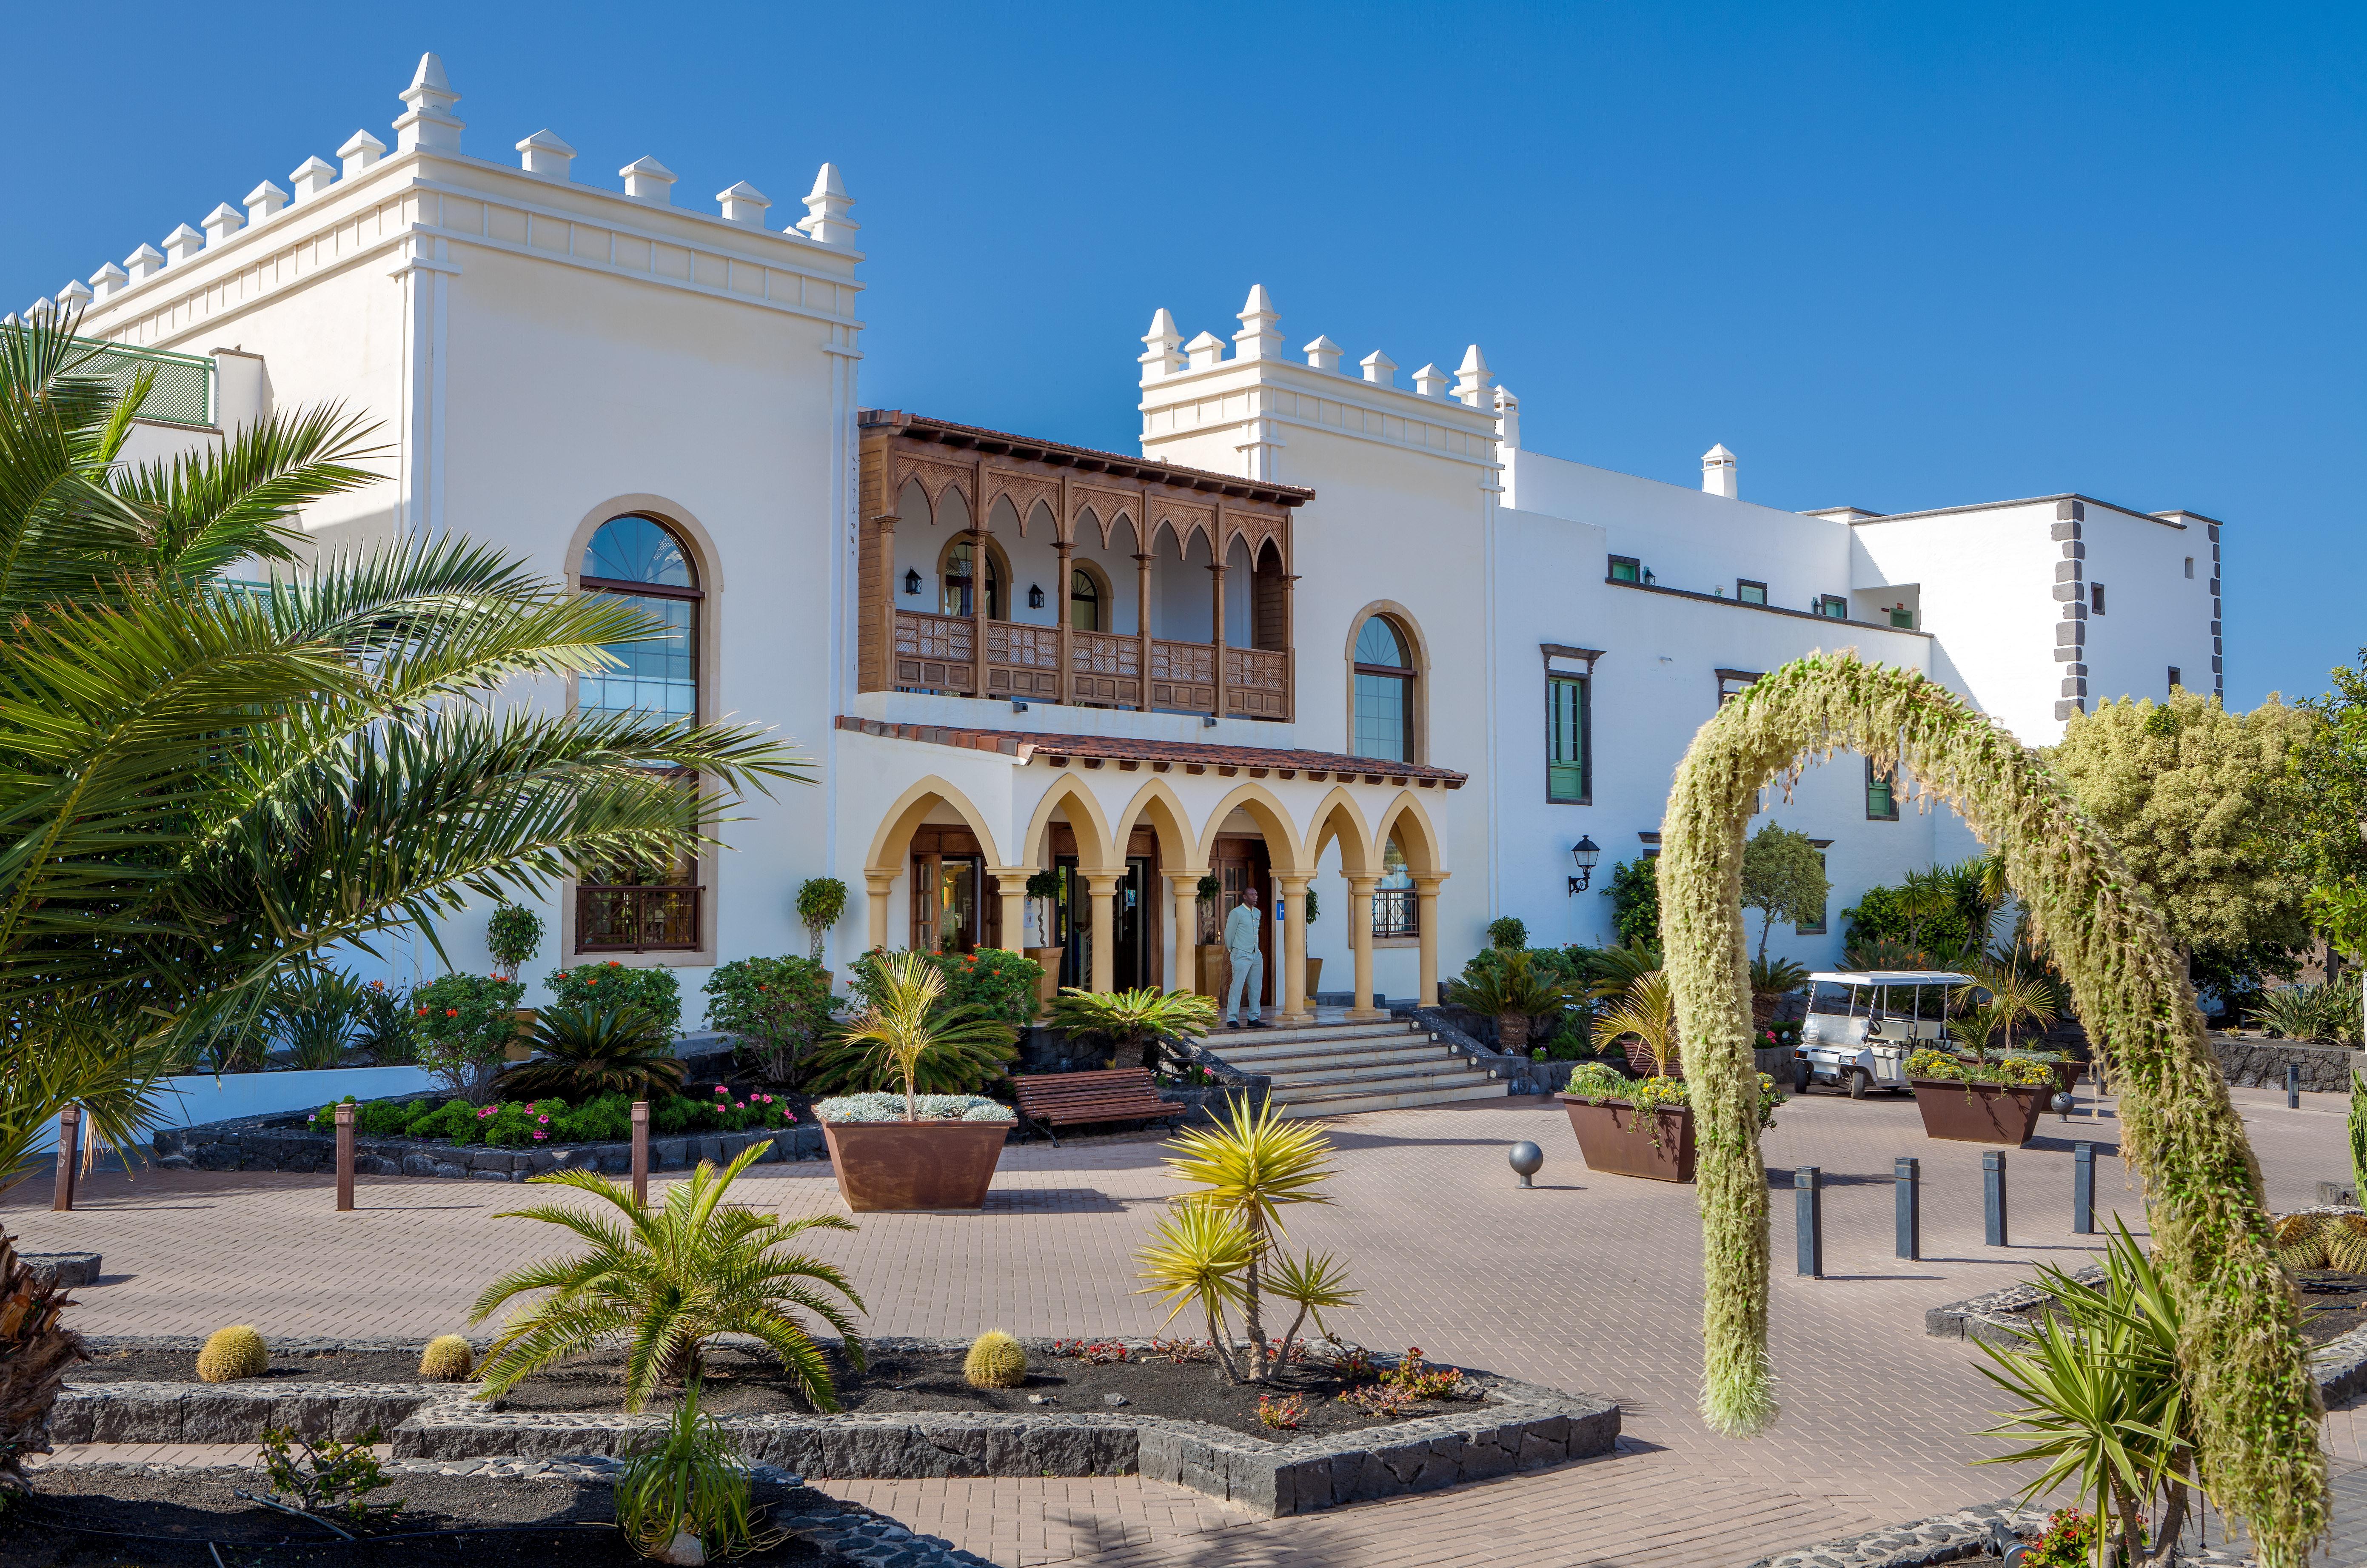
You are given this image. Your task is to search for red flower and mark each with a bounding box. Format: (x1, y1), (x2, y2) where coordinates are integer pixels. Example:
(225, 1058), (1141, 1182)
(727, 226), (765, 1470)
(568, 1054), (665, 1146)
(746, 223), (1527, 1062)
(445, 1009), (459, 1018)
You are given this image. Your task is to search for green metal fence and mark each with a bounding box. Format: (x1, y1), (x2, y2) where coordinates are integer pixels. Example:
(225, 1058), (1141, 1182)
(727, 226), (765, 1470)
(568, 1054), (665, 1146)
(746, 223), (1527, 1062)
(64, 339), (214, 426)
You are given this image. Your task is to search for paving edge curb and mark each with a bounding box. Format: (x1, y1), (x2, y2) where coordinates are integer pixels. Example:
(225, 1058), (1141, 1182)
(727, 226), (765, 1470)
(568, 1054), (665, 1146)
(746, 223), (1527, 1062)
(1743, 1500), (2256, 1568)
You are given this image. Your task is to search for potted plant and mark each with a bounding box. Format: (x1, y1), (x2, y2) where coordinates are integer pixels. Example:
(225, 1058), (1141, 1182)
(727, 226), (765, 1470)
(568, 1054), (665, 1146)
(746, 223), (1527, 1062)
(1907, 1047), (2056, 1145)
(1024, 868), (1065, 1006)
(1195, 874), (1227, 1000)
(814, 950), (1021, 1210)
(795, 877), (849, 984)
(1593, 967), (1678, 1079)
(1557, 1061), (1780, 1183)
(1300, 885), (1323, 1001)
(486, 903), (546, 1059)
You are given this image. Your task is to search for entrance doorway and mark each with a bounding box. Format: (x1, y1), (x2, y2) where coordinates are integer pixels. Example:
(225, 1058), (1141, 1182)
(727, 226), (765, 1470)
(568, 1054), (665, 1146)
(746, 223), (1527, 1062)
(908, 826), (1000, 954)
(1208, 835), (1275, 1008)
(1055, 851), (1159, 989)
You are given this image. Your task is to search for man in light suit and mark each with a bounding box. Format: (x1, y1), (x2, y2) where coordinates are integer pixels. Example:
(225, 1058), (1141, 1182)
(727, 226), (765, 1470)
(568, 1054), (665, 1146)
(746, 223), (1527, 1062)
(1221, 886), (1266, 1029)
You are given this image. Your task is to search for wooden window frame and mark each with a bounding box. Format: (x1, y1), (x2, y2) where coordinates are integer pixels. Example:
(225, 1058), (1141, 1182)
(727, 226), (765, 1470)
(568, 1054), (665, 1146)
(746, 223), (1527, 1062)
(1735, 579), (1768, 606)
(1541, 644), (1601, 806)
(1866, 758), (1899, 821)
(1607, 555), (1641, 584)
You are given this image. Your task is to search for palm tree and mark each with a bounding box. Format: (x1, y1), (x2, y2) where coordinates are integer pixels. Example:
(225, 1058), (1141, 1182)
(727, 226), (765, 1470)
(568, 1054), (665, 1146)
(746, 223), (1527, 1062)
(1595, 969), (1682, 1078)
(1954, 965), (2062, 1058)
(819, 950), (1018, 1113)
(0, 311), (805, 1192)
(471, 1142), (865, 1412)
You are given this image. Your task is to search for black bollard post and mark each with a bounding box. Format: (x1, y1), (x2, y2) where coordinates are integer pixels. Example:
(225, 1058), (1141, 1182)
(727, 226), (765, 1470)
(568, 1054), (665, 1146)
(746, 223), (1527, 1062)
(2073, 1142), (2096, 1235)
(2287, 1063), (2302, 1109)
(1795, 1166), (1823, 1278)
(1894, 1155), (1921, 1260)
(1984, 1149), (2008, 1247)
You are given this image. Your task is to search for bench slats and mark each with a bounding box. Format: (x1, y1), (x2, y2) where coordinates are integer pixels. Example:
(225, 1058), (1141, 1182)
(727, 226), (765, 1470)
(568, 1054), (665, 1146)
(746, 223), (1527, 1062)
(1013, 1067), (1181, 1140)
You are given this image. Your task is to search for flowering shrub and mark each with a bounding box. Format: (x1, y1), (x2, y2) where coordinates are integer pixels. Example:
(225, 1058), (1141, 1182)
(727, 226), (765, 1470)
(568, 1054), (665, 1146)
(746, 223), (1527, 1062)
(1329, 1346), (1377, 1382)
(704, 955), (836, 1085)
(408, 974), (525, 1103)
(848, 947), (1041, 1031)
(811, 1092), (1014, 1123)
(2024, 1508), (2110, 1568)
(1905, 1047), (2055, 1087)
(1255, 1393), (1307, 1430)
(1382, 1347), (1464, 1400)
(1051, 1339), (1130, 1364)
(544, 962), (683, 1037)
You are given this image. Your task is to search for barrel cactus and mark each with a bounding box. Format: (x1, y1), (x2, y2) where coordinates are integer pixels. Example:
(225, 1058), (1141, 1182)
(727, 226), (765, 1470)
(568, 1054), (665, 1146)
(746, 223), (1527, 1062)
(2324, 1215), (2367, 1276)
(2273, 1214), (2329, 1272)
(195, 1326), (268, 1384)
(963, 1330), (1027, 1389)
(417, 1334), (475, 1382)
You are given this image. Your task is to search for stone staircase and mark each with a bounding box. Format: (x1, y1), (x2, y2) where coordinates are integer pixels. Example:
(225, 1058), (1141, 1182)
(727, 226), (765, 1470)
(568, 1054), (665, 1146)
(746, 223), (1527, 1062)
(1206, 1017), (1506, 1118)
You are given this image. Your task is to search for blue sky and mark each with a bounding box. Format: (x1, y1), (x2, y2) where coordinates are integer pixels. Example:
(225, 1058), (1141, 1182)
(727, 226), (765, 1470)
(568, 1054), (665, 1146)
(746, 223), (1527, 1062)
(5, 2), (2356, 710)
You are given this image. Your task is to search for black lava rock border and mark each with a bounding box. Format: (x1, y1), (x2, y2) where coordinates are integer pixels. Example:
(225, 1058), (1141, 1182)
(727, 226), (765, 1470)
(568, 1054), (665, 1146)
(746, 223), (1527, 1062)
(51, 1336), (1619, 1520)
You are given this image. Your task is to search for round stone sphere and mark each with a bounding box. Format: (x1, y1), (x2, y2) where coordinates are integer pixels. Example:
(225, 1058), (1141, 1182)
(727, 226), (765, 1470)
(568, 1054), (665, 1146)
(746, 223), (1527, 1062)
(1508, 1140), (1545, 1181)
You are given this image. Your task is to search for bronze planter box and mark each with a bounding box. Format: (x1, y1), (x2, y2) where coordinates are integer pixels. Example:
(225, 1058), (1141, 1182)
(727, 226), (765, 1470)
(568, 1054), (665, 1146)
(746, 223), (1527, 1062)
(1909, 1078), (2050, 1146)
(820, 1119), (1011, 1211)
(1557, 1095), (1696, 1183)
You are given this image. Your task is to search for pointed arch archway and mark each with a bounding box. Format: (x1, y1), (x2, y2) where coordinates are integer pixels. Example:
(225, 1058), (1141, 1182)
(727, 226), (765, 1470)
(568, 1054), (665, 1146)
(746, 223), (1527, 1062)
(1192, 783), (1311, 1021)
(1663, 651), (2319, 1559)
(1372, 790), (1450, 1007)
(1114, 776), (1200, 993)
(863, 777), (1008, 955)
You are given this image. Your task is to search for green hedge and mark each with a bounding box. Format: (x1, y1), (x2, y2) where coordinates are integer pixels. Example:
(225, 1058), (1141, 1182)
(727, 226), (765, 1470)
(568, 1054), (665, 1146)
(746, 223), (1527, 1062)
(307, 1087), (795, 1149)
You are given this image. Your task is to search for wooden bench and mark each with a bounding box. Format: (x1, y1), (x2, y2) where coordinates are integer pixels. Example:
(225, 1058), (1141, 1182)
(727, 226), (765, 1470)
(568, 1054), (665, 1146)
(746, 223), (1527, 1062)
(1012, 1069), (1183, 1145)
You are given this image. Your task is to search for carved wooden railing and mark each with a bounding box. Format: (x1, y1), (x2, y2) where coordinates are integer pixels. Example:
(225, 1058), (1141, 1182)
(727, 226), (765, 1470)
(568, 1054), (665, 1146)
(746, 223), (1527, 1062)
(985, 622), (1061, 701)
(1224, 647), (1291, 721)
(1149, 638), (1218, 713)
(1069, 629), (1141, 708)
(893, 610), (975, 693)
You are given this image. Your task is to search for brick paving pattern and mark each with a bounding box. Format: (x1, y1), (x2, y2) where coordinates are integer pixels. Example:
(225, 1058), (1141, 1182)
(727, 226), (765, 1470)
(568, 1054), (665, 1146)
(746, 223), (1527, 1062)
(14, 1083), (2361, 1565)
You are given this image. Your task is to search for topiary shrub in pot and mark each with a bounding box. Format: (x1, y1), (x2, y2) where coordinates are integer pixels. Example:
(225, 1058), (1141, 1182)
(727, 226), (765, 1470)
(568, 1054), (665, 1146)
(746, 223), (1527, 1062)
(795, 877), (849, 968)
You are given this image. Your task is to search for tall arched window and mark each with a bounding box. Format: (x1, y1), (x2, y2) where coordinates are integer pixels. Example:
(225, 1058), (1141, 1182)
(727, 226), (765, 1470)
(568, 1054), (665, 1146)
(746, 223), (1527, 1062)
(1352, 615), (1414, 761)
(1069, 566), (1102, 631)
(940, 539), (1000, 620)
(577, 514), (703, 952)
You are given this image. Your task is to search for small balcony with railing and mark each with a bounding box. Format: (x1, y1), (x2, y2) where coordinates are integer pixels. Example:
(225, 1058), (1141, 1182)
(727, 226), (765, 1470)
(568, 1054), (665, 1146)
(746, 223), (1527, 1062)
(68, 339), (215, 426)
(857, 411), (1308, 723)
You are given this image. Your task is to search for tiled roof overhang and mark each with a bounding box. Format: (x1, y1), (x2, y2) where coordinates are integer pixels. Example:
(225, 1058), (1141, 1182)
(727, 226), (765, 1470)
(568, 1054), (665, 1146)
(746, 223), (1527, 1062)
(834, 716), (1464, 788)
(858, 409), (1314, 509)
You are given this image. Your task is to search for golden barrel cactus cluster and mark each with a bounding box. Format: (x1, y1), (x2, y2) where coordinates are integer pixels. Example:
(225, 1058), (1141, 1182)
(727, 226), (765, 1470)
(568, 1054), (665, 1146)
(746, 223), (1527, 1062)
(195, 1326), (268, 1384)
(963, 1330), (1028, 1389)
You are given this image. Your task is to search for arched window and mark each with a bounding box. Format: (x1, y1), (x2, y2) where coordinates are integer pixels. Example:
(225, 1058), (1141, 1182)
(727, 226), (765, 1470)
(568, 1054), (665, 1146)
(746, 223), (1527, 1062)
(1352, 615), (1414, 761)
(576, 513), (703, 952)
(940, 539), (1000, 620)
(580, 515), (699, 721)
(1069, 566), (1102, 631)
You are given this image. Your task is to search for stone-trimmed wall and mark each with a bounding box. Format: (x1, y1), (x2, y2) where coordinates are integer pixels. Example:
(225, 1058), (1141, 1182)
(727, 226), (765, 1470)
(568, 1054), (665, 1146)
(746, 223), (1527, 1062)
(2209, 1035), (2358, 1093)
(152, 1107), (826, 1182)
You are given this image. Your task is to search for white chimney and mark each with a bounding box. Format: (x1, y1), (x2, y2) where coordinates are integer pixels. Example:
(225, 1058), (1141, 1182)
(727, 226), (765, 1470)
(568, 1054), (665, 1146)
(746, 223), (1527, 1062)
(1702, 443), (1738, 499)
(1232, 284), (1281, 361)
(1452, 345), (1492, 407)
(716, 181), (771, 225)
(337, 130), (386, 178)
(620, 157), (676, 203)
(1412, 362), (1449, 399)
(516, 130), (576, 180)
(125, 243), (165, 282)
(1184, 331), (1226, 371)
(1139, 308), (1185, 381)
(1494, 385), (1521, 450)
(394, 52), (464, 154)
(1359, 350), (1397, 387)
(162, 223), (205, 265)
(797, 163), (858, 246)
(244, 180), (290, 226)
(201, 203), (245, 246)
(90, 261), (129, 301)
(1303, 335), (1342, 372)
(289, 156), (338, 203)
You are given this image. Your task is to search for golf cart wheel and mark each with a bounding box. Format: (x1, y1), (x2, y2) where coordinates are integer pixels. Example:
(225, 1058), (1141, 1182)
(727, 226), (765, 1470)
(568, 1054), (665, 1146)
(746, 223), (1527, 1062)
(1848, 1069), (1871, 1100)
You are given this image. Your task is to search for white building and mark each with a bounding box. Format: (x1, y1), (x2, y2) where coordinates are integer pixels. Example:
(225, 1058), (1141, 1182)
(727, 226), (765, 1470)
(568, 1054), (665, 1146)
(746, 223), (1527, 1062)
(26, 54), (2224, 1064)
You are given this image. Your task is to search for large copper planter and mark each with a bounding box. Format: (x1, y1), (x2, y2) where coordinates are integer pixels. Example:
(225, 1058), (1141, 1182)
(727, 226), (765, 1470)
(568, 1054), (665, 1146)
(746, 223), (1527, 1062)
(1557, 1095), (1695, 1183)
(1909, 1078), (2049, 1146)
(820, 1119), (1011, 1211)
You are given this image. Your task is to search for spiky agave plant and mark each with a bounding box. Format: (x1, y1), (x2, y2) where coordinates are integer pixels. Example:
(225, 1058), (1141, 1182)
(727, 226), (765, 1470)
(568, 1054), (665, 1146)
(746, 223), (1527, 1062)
(1161, 1098), (1338, 1382)
(1660, 650), (2321, 1565)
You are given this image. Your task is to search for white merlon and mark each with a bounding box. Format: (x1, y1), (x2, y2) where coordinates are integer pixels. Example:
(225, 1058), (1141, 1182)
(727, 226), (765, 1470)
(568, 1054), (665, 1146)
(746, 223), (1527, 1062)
(1452, 345), (1492, 407)
(163, 225), (205, 265)
(1303, 335), (1342, 373)
(202, 203), (244, 246)
(1360, 350), (1396, 387)
(125, 243), (165, 282)
(289, 157), (338, 203)
(620, 157), (676, 202)
(716, 181), (771, 225)
(1139, 308), (1185, 381)
(90, 262), (129, 301)
(1185, 330), (1226, 371)
(1494, 385), (1520, 449)
(1412, 362), (1449, 399)
(1232, 283), (1282, 361)
(394, 51), (464, 154)
(337, 130), (385, 178)
(516, 130), (576, 180)
(244, 181), (290, 225)
(57, 280), (93, 309)
(1702, 442), (1737, 499)
(798, 163), (857, 246)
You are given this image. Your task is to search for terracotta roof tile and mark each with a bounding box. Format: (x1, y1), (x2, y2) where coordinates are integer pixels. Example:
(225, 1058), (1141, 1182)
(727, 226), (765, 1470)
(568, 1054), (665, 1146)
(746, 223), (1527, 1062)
(834, 716), (1464, 787)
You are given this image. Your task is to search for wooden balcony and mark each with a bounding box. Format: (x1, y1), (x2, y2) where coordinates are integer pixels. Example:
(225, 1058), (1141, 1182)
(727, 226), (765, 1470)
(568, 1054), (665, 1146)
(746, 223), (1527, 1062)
(891, 610), (1292, 721)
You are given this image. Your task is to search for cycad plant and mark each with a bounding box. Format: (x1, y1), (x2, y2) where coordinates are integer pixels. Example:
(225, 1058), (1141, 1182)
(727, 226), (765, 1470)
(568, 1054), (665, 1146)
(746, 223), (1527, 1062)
(1046, 986), (1218, 1072)
(1594, 969), (1681, 1078)
(1976, 1223), (2201, 1568)
(813, 950), (1018, 1113)
(496, 1004), (687, 1102)
(1157, 1098), (1341, 1382)
(1447, 949), (1580, 1052)
(471, 1143), (865, 1412)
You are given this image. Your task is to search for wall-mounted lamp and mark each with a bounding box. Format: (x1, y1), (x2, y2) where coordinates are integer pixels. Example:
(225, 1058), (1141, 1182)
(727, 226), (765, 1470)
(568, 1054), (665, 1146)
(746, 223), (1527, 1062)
(1566, 835), (1600, 896)
(1027, 582), (1045, 610)
(903, 569), (922, 596)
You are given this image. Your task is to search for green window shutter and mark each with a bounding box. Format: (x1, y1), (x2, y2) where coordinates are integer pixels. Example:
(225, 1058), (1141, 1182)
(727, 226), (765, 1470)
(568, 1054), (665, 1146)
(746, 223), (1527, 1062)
(1547, 676), (1588, 801)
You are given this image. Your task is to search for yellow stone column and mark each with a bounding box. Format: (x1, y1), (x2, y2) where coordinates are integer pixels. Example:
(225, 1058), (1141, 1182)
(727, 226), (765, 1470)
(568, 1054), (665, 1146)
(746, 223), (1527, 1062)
(1345, 875), (1383, 1021)
(1276, 875), (1312, 1023)
(864, 870), (897, 954)
(1413, 873), (1450, 1007)
(986, 866), (1034, 954)
(1168, 871), (1203, 994)
(1085, 871), (1121, 994)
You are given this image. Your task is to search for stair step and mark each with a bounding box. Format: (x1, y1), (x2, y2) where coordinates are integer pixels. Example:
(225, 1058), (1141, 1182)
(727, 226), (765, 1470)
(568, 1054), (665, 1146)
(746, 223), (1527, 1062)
(1274, 1078), (1510, 1118)
(1204, 1023), (1425, 1047)
(1262, 1062), (1487, 1091)
(1211, 1044), (1451, 1073)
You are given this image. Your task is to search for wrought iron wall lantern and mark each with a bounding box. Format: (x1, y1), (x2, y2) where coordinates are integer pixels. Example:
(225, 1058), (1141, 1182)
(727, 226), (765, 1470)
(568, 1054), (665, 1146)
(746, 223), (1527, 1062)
(903, 569), (922, 596)
(1027, 583), (1046, 609)
(1566, 835), (1600, 896)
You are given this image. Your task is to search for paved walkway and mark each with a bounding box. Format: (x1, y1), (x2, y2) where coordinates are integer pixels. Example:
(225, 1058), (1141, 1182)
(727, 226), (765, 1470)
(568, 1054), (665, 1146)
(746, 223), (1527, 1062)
(12, 1083), (2360, 1566)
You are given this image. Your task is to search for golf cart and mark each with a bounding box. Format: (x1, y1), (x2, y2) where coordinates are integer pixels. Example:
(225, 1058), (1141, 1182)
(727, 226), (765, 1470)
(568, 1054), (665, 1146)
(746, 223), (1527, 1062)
(1795, 970), (1979, 1098)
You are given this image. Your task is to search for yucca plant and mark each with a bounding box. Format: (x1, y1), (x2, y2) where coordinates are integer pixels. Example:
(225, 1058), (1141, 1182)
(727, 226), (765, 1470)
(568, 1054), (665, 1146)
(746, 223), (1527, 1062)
(612, 1377), (780, 1562)
(1160, 1097), (1339, 1382)
(470, 1143), (865, 1412)
(496, 1004), (687, 1102)
(1594, 969), (1681, 1078)
(0, 1229), (86, 1492)
(1976, 1223), (2203, 1568)
(1447, 949), (1580, 1052)
(1133, 1201), (1256, 1383)
(2247, 981), (2357, 1045)
(1046, 986), (1218, 1072)
(807, 950), (1017, 1111)
(1265, 1249), (1358, 1357)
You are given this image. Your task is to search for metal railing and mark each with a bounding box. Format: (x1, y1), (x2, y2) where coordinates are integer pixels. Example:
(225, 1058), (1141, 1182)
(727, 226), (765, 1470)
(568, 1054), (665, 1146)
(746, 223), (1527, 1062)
(1372, 886), (1419, 938)
(66, 339), (214, 426)
(576, 884), (702, 952)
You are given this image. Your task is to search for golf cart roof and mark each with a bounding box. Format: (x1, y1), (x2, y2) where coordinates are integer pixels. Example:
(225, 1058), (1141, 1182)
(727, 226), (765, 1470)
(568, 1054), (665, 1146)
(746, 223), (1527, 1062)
(1805, 971), (1976, 986)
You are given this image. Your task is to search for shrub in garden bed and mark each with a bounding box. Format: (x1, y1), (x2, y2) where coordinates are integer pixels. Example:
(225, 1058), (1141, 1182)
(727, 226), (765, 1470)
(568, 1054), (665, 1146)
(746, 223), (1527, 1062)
(704, 955), (836, 1087)
(544, 961), (684, 1037)
(409, 973), (526, 1103)
(308, 1087), (797, 1148)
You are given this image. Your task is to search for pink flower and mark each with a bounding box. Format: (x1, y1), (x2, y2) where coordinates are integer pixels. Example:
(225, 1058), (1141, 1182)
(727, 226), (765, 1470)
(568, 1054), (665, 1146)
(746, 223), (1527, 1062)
(532, 1131), (547, 1140)
(536, 1115), (550, 1124)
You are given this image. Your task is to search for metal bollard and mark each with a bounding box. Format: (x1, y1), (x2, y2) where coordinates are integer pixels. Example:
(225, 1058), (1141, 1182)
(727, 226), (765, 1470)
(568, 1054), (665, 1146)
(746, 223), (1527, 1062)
(1795, 1166), (1823, 1278)
(631, 1100), (650, 1208)
(2073, 1142), (2096, 1234)
(1895, 1155), (1921, 1260)
(334, 1103), (355, 1212)
(1984, 1149), (2008, 1247)
(52, 1103), (80, 1213)
(2287, 1063), (2302, 1109)
(1793, 1057), (1811, 1095)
